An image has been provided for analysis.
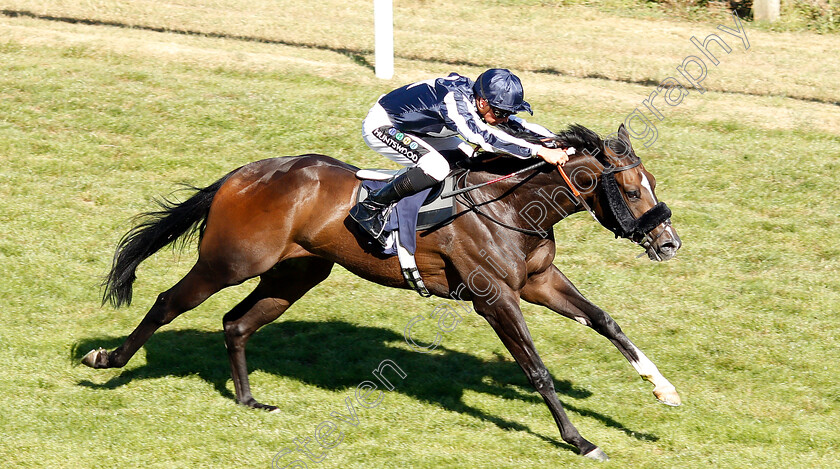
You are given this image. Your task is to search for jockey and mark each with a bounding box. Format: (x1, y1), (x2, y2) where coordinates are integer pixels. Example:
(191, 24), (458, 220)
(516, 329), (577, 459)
(350, 68), (572, 245)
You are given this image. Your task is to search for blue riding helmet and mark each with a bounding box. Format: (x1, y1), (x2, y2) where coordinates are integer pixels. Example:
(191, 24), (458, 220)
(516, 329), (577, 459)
(473, 68), (533, 115)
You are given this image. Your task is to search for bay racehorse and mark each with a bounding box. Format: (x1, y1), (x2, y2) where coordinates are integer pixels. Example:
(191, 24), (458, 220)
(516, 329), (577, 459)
(83, 124), (681, 461)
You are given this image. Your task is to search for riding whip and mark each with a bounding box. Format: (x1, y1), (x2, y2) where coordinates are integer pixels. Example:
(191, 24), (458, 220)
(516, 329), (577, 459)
(440, 160), (548, 198)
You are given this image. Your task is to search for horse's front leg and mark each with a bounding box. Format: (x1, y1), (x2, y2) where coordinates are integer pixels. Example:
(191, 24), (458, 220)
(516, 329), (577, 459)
(521, 265), (680, 406)
(473, 289), (609, 461)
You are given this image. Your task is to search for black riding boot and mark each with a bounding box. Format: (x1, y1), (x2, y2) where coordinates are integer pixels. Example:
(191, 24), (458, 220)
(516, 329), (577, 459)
(350, 167), (439, 246)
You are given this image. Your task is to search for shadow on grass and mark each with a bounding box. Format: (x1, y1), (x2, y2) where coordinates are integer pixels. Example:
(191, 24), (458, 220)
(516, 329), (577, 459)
(73, 320), (658, 445)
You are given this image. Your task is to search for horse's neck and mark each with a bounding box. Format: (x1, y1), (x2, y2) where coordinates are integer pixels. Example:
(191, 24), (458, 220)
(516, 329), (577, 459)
(468, 156), (599, 232)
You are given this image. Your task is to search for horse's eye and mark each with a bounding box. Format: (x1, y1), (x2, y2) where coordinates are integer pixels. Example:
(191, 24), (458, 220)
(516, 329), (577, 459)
(626, 190), (641, 200)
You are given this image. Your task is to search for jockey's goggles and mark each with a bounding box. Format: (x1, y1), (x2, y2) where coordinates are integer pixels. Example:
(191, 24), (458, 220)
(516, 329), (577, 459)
(490, 106), (514, 119)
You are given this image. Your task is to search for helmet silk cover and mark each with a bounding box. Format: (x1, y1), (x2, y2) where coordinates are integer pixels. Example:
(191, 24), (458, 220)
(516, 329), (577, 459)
(474, 69), (533, 115)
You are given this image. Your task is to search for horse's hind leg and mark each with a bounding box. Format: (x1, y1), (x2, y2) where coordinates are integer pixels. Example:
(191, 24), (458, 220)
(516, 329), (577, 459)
(223, 257), (334, 411)
(521, 265), (681, 406)
(82, 261), (225, 369)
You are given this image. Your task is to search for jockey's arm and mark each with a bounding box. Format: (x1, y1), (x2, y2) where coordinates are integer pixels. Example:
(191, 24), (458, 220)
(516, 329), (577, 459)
(503, 116), (574, 165)
(444, 93), (540, 158)
(508, 116), (555, 140)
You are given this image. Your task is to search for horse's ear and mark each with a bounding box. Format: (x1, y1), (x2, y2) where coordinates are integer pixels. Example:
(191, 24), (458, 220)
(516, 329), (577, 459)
(603, 124), (632, 160)
(617, 124), (631, 145)
(603, 124), (633, 160)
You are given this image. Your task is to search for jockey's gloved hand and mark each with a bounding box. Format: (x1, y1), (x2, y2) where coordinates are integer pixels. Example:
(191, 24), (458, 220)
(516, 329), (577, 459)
(537, 146), (572, 167)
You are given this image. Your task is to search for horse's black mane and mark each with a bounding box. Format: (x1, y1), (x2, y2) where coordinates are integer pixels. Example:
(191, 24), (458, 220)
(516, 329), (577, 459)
(550, 123), (605, 152)
(463, 123), (605, 174)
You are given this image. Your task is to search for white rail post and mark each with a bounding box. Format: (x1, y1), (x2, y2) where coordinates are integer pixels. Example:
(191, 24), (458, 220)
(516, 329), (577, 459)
(374, 0), (394, 79)
(753, 0), (780, 22)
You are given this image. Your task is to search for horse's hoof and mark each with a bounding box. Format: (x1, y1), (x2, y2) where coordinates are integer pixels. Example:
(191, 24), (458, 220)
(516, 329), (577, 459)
(256, 403), (280, 413)
(654, 386), (681, 406)
(582, 447), (609, 461)
(240, 399), (280, 413)
(81, 348), (109, 368)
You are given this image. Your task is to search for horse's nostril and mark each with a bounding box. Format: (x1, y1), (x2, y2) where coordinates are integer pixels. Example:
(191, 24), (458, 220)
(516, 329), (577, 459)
(661, 241), (679, 254)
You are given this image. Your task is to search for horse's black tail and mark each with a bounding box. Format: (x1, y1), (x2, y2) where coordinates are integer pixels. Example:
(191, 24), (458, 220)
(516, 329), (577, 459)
(102, 170), (236, 308)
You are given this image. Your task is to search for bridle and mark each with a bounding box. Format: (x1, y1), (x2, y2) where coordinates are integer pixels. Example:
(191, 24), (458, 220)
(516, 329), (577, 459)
(453, 156), (673, 255)
(599, 158), (673, 258)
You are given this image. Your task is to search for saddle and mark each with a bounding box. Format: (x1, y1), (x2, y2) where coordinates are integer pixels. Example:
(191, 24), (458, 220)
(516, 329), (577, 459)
(354, 168), (460, 297)
(354, 168), (457, 231)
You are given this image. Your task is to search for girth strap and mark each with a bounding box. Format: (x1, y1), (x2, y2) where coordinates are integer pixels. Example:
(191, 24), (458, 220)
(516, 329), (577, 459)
(397, 242), (432, 297)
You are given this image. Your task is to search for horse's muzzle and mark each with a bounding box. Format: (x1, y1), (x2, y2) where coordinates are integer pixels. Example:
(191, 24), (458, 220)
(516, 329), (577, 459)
(643, 222), (681, 261)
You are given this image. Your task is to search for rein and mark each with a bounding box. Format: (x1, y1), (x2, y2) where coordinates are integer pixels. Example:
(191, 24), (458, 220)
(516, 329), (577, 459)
(453, 154), (672, 253)
(454, 169), (548, 236)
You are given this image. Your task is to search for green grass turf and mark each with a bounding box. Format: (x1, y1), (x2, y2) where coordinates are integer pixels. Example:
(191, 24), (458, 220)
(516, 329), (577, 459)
(0, 7), (838, 469)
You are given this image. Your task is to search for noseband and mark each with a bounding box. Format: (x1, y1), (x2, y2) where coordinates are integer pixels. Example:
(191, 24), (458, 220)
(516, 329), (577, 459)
(600, 159), (672, 248)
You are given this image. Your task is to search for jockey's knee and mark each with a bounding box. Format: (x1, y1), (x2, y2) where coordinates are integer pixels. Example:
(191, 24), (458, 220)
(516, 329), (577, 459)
(417, 152), (450, 181)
